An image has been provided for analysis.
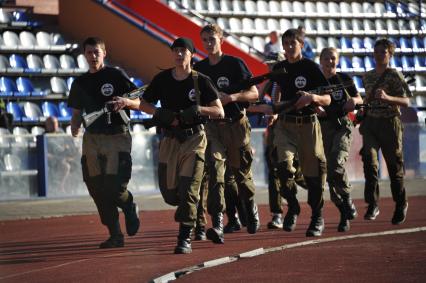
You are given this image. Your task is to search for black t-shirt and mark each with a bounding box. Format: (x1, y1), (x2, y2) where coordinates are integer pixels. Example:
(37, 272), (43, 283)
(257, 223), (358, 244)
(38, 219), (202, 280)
(194, 55), (252, 118)
(142, 69), (218, 111)
(324, 72), (358, 118)
(67, 66), (136, 130)
(273, 58), (329, 116)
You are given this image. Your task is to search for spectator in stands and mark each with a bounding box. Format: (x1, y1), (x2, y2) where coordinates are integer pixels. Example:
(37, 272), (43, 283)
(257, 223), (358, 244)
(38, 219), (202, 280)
(264, 31), (282, 61)
(318, 47), (363, 232)
(360, 38), (412, 225)
(45, 115), (61, 133)
(0, 99), (13, 131)
(68, 37), (140, 249)
(194, 23), (260, 245)
(297, 25), (314, 60)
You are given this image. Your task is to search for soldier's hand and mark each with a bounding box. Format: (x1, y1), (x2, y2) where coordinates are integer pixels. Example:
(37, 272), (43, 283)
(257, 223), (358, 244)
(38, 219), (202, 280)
(71, 125), (80, 137)
(180, 105), (201, 124)
(343, 98), (357, 112)
(294, 91), (313, 109)
(219, 92), (232, 106)
(374, 88), (390, 102)
(110, 96), (127, 111)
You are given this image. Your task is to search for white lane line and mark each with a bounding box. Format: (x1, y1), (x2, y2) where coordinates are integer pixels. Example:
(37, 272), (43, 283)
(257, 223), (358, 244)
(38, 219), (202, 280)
(150, 226), (426, 283)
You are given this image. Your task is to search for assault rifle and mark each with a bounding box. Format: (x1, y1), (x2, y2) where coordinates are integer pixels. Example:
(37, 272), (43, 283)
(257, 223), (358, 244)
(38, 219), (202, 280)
(82, 85), (147, 128)
(141, 114), (232, 130)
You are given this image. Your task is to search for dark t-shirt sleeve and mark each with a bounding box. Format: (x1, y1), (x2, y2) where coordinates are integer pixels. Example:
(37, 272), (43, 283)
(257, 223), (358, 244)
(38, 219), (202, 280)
(338, 73), (358, 97)
(236, 57), (252, 80)
(67, 79), (85, 110)
(199, 75), (219, 105)
(142, 73), (160, 104)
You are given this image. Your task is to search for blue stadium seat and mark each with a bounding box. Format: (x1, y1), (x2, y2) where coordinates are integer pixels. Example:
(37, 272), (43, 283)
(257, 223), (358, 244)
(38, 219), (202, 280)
(390, 56), (402, 70)
(412, 37), (425, 51)
(363, 37), (375, 50)
(130, 77), (144, 88)
(385, 1), (397, 14)
(130, 110), (143, 121)
(414, 55), (426, 71)
(41, 101), (63, 121)
(0, 77), (17, 96)
(401, 56), (414, 71)
(67, 77), (75, 90)
(338, 56), (352, 72)
(351, 37), (364, 52)
(16, 77), (45, 96)
(9, 54), (29, 73)
(352, 76), (364, 91)
(364, 56), (375, 70)
(399, 37), (412, 51)
(340, 37), (352, 51)
(58, 102), (72, 121)
(388, 37), (400, 49)
(6, 102), (23, 122)
(352, 56), (365, 72)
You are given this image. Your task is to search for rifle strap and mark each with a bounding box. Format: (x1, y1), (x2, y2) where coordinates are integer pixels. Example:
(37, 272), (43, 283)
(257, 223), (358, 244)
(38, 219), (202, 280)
(335, 73), (352, 101)
(191, 70), (201, 106)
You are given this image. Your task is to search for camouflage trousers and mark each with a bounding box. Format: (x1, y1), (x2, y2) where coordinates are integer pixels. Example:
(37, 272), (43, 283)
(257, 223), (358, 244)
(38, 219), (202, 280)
(360, 115), (407, 206)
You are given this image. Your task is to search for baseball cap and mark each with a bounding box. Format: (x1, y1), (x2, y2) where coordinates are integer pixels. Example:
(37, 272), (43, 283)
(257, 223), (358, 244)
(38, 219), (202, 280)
(170, 37), (196, 54)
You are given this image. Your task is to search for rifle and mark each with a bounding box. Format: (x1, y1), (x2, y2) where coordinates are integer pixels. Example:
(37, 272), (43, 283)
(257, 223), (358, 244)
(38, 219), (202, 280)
(82, 85), (147, 128)
(354, 104), (390, 110)
(140, 115), (232, 130)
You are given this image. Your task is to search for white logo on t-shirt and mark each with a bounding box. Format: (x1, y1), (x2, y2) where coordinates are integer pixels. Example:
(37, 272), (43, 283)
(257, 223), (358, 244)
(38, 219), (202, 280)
(217, 76), (230, 89)
(295, 76), (307, 89)
(188, 89), (196, 101)
(101, 83), (114, 96)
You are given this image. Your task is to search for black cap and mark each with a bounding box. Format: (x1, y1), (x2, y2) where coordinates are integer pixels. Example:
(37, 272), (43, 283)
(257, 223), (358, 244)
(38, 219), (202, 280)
(170, 37), (196, 54)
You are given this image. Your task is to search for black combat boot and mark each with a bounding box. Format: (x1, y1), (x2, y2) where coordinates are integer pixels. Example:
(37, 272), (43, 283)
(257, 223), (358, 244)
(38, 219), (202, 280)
(337, 205), (350, 232)
(174, 224), (193, 254)
(342, 195), (357, 220)
(224, 213), (242, 233)
(306, 213), (325, 237)
(245, 199), (260, 234)
(206, 212), (225, 244)
(236, 199), (248, 227)
(100, 221), (124, 249)
(123, 202), (140, 236)
(391, 202), (408, 225)
(283, 200), (300, 232)
(194, 225), (206, 241)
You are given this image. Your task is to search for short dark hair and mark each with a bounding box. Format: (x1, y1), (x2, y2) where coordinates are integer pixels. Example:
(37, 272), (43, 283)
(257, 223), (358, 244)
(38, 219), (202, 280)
(282, 28), (304, 44)
(200, 23), (223, 37)
(82, 37), (106, 52)
(374, 38), (395, 55)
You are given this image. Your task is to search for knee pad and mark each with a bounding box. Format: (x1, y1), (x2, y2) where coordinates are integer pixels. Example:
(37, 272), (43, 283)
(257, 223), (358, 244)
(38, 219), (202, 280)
(118, 152), (132, 185)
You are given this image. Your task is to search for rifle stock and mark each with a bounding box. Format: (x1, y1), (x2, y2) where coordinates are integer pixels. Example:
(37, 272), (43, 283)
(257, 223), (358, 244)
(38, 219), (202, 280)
(82, 107), (107, 128)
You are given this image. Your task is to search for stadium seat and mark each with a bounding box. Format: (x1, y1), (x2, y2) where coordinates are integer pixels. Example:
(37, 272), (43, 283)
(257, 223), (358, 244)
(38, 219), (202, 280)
(0, 8), (13, 25)
(385, 1), (397, 15)
(292, 1), (305, 16)
(257, 1), (269, 15)
(352, 76), (364, 92)
(254, 18), (267, 33)
(281, 1), (293, 14)
(16, 77), (44, 97)
(2, 30), (20, 49)
(36, 31), (52, 49)
(41, 101), (60, 119)
(19, 31), (36, 49)
(364, 56), (375, 71)
(279, 19), (292, 32)
(414, 56), (426, 71)
(76, 54), (89, 72)
(0, 55), (10, 73)
(316, 1), (328, 16)
(1, 76), (18, 97)
(340, 19), (353, 34)
(59, 54), (77, 72)
(239, 36), (252, 53)
(304, 19), (317, 34)
(351, 2), (362, 16)
(328, 19), (340, 34)
(21, 102), (43, 122)
(130, 110), (143, 121)
(194, 0), (207, 12)
(3, 153), (22, 171)
(252, 36), (265, 52)
(374, 2), (386, 15)
(412, 37), (425, 52)
(9, 54), (28, 73)
(352, 37), (364, 52)
(67, 77), (75, 90)
(375, 19), (387, 34)
(352, 56), (365, 72)
(216, 17), (230, 31)
(327, 37), (340, 49)
(339, 2), (352, 16)
(363, 19), (376, 35)
(328, 2), (339, 16)
(6, 102), (23, 122)
(43, 54), (61, 71)
(50, 77), (68, 94)
(401, 55), (414, 72)
(351, 19), (363, 35)
(315, 37), (328, 52)
(26, 54), (44, 73)
(416, 75), (426, 92)
(362, 2), (375, 16)
(241, 18), (255, 33)
(58, 102), (72, 121)
(364, 37), (375, 50)
(340, 37), (352, 51)
(316, 19), (329, 35)
(181, 0), (195, 10)
(266, 18), (280, 32)
(304, 1), (317, 16)
(31, 126), (45, 135)
(229, 17), (242, 32)
(387, 19), (399, 35)
(390, 56), (403, 70)
(232, 0), (245, 15)
(338, 56), (352, 72)
(207, 0), (220, 13)
(388, 37), (400, 49)
(292, 18), (303, 29)
(269, 1), (281, 15)
(244, 0), (257, 14)
(400, 37), (412, 51)
(398, 19), (411, 34)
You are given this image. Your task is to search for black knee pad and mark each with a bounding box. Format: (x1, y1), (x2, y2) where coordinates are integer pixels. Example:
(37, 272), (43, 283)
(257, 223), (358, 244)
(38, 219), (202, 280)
(118, 152), (132, 185)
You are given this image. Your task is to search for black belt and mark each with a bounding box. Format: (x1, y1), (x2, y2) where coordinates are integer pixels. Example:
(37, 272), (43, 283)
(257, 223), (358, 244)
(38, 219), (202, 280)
(86, 125), (129, 135)
(163, 124), (204, 138)
(279, 114), (317, 124)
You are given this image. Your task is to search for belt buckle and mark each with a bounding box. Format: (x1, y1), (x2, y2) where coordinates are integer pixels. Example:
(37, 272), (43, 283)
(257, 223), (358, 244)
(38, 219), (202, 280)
(296, 116), (303, 125)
